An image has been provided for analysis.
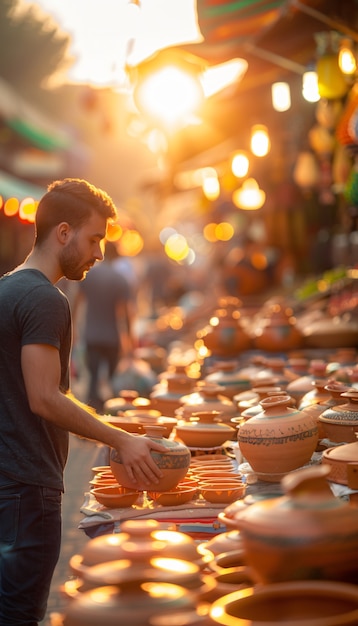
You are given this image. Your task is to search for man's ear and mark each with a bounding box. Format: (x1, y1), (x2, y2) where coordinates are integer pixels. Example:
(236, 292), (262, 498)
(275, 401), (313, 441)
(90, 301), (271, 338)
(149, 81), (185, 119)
(57, 222), (71, 244)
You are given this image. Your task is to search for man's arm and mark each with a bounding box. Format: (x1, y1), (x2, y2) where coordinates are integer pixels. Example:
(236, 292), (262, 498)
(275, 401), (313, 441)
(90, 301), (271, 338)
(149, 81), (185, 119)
(21, 343), (165, 488)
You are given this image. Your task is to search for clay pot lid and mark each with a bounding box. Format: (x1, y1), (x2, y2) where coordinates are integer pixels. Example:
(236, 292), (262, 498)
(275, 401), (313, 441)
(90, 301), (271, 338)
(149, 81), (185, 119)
(322, 441), (358, 462)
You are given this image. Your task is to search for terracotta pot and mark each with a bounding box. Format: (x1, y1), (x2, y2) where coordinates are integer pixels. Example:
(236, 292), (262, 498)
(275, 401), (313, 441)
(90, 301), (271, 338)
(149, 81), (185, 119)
(322, 441), (358, 485)
(237, 395), (318, 481)
(318, 390), (358, 443)
(150, 376), (196, 417)
(62, 580), (197, 626)
(176, 382), (238, 424)
(110, 425), (191, 491)
(69, 519), (207, 578)
(286, 359), (327, 405)
(197, 297), (252, 357)
(103, 390), (151, 416)
(232, 464), (358, 584)
(209, 580), (358, 626)
(252, 300), (304, 352)
(175, 411), (235, 449)
(204, 361), (252, 399)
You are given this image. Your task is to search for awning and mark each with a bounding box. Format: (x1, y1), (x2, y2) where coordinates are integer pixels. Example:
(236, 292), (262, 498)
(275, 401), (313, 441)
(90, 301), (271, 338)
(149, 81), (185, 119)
(0, 169), (45, 201)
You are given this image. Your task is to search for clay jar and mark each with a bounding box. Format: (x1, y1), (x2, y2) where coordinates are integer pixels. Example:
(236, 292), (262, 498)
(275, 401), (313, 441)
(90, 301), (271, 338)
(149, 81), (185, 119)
(232, 464), (358, 584)
(318, 389), (358, 443)
(237, 394), (318, 481)
(110, 425), (191, 491)
(204, 361), (252, 399)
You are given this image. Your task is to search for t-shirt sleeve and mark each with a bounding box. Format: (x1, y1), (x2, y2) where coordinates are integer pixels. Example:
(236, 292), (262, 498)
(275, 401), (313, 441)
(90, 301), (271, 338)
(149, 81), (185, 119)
(18, 285), (71, 350)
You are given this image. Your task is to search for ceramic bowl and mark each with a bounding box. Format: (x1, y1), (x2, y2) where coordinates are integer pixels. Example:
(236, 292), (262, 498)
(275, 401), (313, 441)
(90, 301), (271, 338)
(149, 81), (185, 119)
(191, 454), (233, 463)
(200, 482), (246, 504)
(148, 485), (197, 506)
(192, 470), (242, 482)
(92, 485), (140, 508)
(89, 475), (118, 487)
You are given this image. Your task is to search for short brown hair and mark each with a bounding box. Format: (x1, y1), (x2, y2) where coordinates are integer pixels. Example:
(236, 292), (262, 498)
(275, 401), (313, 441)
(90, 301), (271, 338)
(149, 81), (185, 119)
(35, 178), (117, 245)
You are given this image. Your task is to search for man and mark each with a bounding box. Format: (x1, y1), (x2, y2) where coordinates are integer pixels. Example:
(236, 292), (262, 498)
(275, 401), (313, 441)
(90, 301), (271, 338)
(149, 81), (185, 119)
(75, 240), (134, 412)
(0, 178), (165, 625)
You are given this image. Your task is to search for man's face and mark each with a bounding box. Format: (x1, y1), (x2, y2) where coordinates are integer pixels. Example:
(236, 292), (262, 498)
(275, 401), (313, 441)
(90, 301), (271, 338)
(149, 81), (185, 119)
(59, 213), (107, 281)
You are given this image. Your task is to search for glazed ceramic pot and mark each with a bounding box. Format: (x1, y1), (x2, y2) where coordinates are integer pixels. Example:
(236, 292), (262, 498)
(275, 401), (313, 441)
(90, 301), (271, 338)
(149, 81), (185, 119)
(232, 464), (358, 584)
(209, 580), (358, 626)
(237, 395), (318, 481)
(110, 425), (191, 491)
(318, 390), (358, 443)
(175, 411), (235, 449)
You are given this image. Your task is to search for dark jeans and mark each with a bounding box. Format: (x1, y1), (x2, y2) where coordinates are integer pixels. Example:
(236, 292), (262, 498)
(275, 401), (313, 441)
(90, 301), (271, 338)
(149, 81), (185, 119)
(0, 475), (62, 625)
(85, 343), (119, 411)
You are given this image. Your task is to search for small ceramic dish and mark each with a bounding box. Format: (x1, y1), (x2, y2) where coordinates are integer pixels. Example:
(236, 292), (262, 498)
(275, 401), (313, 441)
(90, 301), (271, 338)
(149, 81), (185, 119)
(200, 482), (246, 504)
(92, 485), (140, 508)
(148, 485), (197, 506)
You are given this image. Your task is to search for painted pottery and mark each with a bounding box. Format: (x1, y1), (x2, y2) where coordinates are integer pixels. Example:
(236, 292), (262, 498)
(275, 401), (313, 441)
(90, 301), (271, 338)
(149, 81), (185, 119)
(237, 395), (318, 481)
(318, 390), (358, 443)
(110, 425), (191, 491)
(209, 580), (358, 626)
(232, 464), (358, 583)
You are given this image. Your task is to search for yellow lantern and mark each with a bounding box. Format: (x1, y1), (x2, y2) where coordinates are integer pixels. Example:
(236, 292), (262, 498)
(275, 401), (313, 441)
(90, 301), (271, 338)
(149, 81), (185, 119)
(316, 53), (349, 100)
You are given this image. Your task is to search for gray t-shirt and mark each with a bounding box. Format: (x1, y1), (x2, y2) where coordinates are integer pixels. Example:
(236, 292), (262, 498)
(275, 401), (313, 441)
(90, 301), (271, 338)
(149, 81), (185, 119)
(0, 269), (71, 491)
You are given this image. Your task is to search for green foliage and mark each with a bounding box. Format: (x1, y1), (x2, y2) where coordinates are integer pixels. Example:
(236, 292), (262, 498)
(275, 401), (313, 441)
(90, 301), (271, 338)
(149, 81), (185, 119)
(0, 0), (71, 95)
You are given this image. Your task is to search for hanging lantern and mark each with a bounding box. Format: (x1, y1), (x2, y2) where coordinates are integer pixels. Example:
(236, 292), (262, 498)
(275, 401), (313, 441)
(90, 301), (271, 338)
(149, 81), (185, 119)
(338, 39), (357, 76)
(271, 82), (291, 112)
(250, 125), (270, 157)
(302, 70), (320, 103)
(232, 178), (266, 210)
(315, 31), (349, 100)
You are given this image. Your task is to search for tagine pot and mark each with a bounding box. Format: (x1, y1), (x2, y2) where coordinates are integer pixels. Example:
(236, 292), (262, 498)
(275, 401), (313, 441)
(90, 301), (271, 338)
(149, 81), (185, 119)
(232, 464), (358, 584)
(176, 382), (237, 424)
(176, 411), (236, 449)
(318, 389), (358, 443)
(237, 395), (318, 481)
(110, 425), (191, 491)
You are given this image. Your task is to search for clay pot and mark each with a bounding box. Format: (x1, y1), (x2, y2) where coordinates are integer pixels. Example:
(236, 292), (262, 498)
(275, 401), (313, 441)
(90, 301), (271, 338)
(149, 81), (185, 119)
(237, 395), (319, 481)
(62, 580), (197, 626)
(177, 382), (238, 424)
(252, 300), (304, 352)
(286, 359), (327, 405)
(209, 580), (358, 626)
(232, 464), (358, 584)
(110, 425), (191, 491)
(318, 390), (358, 443)
(200, 566), (254, 603)
(69, 519), (207, 578)
(298, 378), (334, 410)
(322, 441), (358, 485)
(150, 376), (196, 417)
(103, 390), (151, 416)
(204, 361), (252, 399)
(197, 296), (252, 357)
(175, 411), (235, 449)
(122, 409), (177, 437)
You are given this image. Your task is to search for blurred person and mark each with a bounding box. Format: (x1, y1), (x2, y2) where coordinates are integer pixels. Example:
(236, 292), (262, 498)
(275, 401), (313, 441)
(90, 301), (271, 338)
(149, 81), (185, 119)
(74, 240), (135, 412)
(0, 178), (165, 625)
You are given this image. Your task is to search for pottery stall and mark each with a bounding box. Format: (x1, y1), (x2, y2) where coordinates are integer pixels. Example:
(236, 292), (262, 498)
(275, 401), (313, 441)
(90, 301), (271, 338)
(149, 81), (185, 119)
(53, 282), (358, 625)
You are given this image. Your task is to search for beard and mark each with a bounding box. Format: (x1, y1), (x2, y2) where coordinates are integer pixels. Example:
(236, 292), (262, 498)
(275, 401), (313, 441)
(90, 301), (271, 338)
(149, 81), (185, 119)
(59, 238), (93, 281)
